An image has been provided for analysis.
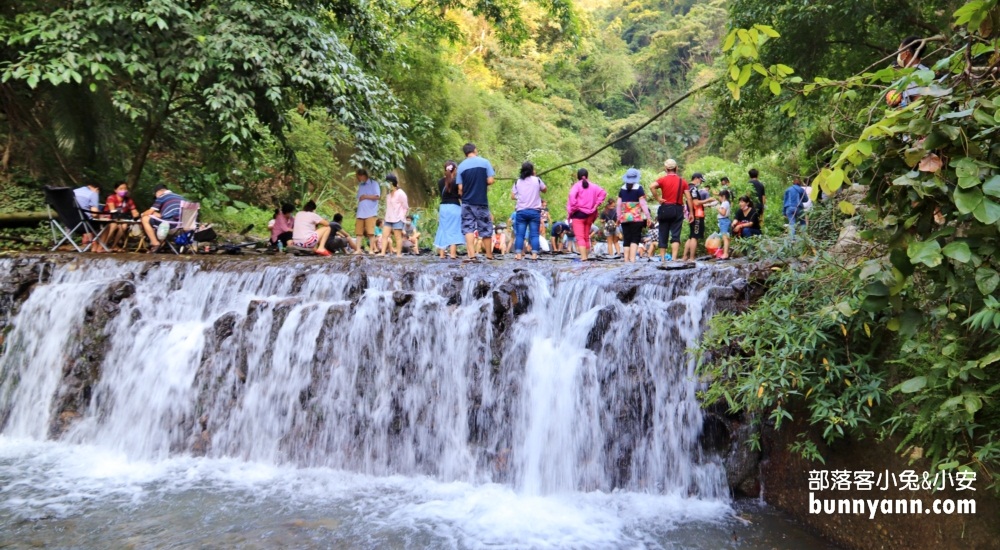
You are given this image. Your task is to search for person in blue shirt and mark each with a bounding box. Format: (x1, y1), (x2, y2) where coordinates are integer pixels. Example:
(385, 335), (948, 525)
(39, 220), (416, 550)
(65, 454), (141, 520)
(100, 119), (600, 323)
(72, 179), (103, 248)
(141, 184), (186, 250)
(782, 177), (808, 238)
(456, 143), (496, 260)
(72, 180), (102, 218)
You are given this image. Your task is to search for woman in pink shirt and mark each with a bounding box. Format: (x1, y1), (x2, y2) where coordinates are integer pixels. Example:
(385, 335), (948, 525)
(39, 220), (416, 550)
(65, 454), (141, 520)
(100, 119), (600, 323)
(269, 203), (295, 247)
(566, 168), (607, 261)
(382, 174), (408, 257)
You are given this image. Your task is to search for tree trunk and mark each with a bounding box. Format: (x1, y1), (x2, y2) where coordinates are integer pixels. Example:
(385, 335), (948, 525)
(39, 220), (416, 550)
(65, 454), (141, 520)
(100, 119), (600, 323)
(1, 130), (11, 172)
(0, 211), (49, 228)
(126, 119), (160, 188)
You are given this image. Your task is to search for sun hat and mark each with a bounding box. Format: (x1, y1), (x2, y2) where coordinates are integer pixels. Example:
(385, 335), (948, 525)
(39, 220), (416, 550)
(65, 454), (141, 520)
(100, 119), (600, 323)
(622, 168), (641, 184)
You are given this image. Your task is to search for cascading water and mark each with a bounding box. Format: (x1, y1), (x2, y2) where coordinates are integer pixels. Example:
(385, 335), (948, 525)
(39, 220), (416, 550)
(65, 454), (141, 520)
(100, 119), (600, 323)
(0, 256), (829, 548)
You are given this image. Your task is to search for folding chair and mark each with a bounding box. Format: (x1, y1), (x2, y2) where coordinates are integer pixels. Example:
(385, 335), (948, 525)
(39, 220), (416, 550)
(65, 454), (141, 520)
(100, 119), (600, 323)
(161, 201), (200, 254)
(44, 186), (110, 252)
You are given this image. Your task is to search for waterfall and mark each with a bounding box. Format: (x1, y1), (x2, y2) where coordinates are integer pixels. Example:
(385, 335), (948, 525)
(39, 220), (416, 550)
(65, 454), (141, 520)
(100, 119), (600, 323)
(0, 256), (735, 500)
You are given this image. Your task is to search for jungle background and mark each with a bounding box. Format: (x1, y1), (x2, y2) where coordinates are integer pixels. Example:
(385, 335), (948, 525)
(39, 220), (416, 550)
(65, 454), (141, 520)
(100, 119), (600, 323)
(2, 0), (999, 493)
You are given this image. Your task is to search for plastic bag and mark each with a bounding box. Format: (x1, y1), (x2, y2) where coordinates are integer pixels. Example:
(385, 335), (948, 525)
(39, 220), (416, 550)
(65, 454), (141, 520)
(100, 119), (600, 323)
(156, 222), (170, 241)
(538, 236), (550, 252)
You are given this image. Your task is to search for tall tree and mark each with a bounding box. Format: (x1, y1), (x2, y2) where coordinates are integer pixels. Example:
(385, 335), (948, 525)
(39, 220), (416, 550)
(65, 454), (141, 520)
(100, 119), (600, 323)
(2, 0), (413, 186)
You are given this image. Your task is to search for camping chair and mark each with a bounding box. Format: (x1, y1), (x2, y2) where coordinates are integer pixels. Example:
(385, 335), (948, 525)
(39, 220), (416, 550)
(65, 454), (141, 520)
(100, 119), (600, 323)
(44, 186), (110, 252)
(161, 201), (200, 254)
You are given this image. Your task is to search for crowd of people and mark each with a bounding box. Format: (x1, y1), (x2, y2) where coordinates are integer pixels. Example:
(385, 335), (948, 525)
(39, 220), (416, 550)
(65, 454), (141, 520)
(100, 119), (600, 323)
(68, 180), (188, 252)
(273, 142), (813, 263)
(66, 141), (813, 261)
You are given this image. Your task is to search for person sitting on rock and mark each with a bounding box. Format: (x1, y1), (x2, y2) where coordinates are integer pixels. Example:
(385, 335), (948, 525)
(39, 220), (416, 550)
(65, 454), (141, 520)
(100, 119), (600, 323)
(269, 202), (295, 248)
(325, 213), (360, 254)
(291, 200), (331, 256)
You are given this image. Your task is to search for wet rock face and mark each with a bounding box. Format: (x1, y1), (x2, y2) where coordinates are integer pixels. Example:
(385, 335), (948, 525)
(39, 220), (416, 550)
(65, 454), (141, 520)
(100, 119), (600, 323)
(0, 258), (53, 333)
(49, 279), (135, 438)
(724, 420), (761, 497)
(0, 254), (771, 490)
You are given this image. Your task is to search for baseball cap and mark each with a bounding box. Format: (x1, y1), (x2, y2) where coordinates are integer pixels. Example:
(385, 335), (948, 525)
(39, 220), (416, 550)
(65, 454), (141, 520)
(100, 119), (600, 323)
(153, 184), (168, 193)
(691, 172), (704, 180)
(663, 159), (678, 170)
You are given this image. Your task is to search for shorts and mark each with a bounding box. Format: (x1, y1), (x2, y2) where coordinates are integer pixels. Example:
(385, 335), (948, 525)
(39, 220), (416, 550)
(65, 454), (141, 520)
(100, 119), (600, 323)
(621, 221), (644, 246)
(293, 233), (319, 248)
(718, 218), (731, 236)
(386, 220), (404, 230)
(689, 217), (705, 240)
(656, 204), (684, 247)
(355, 216), (376, 237)
(461, 204), (493, 238)
(149, 216), (178, 228)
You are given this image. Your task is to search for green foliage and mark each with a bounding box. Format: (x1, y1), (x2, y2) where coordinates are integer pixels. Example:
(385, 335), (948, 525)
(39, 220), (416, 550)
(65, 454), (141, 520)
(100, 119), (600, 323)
(699, 254), (891, 448)
(1, 0), (413, 184)
(199, 205), (274, 239)
(701, 0), (1000, 489)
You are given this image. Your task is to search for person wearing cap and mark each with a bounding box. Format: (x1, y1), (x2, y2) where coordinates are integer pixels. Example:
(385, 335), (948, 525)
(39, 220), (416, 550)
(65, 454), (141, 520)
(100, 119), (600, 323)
(141, 184), (186, 250)
(616, 168), (652, 263)
(434, 160), (464, 259)
(381, 174), (408, 257)
(682, 172), (714, 262)
(650, 159), (694, 262)
(355, 168), (381, 254)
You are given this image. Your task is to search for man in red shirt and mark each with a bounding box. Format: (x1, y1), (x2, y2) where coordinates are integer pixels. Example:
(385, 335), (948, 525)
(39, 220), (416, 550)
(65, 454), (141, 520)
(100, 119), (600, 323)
(650, 158), (694, 262)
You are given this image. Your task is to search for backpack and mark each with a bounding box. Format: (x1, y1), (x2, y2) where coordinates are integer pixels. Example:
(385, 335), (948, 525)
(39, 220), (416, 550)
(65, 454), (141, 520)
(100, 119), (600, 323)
(603, 217), (617, 234)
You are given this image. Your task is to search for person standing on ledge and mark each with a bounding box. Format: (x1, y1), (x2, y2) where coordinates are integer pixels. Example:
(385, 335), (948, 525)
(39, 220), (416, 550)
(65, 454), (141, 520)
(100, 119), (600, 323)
(354, 168), (380, 255)
(434, 160), (464, 259)
(511, 161), (546, 261)
(748, 168), (766, 223)
(681, 172), (713, 262)
(456, 142), (496, 260)
(381, 174), (408, 257)
(616, 168), (651, 264)
(783, 176), (808, 238)
(566, 168), (606, 262)
(650, 159), (693, 262)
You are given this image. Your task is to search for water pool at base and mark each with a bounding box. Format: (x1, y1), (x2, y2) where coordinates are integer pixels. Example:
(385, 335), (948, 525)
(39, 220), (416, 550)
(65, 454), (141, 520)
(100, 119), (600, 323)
(0, 439), (833, 549)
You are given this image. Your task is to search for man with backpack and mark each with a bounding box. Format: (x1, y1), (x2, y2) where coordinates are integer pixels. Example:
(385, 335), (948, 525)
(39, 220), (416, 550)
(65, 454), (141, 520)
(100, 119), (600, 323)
(650, 158), (694, 262)
(682, 172), (714, 262)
